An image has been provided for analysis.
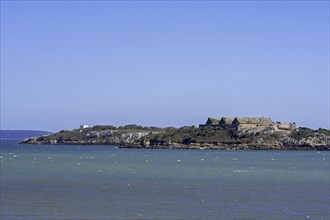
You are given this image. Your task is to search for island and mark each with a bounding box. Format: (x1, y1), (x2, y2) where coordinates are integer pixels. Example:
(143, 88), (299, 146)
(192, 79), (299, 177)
(20, 117), (330, 150)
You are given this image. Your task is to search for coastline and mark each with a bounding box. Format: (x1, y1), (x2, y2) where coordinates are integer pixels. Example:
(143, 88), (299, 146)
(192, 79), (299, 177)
(21, 140), (330, 151)
(20, 124), (330, 151)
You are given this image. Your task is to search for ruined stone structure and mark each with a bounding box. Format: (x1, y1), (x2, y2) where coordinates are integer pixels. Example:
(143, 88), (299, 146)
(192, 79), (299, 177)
(274, 122), (296, 131)
(205, 118), (221, 125)
(219, 117), (235, 126)
(200, 117), (296, 132)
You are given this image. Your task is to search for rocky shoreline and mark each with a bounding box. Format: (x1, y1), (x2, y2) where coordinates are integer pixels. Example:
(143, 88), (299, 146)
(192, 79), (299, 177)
(20, 124), (330, 150)
(20, 140), (330, 151)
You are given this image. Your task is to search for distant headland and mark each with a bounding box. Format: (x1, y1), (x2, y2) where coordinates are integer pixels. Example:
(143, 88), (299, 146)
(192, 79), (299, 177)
(0, 130), (52, 141)
(20, 117), (330, 150)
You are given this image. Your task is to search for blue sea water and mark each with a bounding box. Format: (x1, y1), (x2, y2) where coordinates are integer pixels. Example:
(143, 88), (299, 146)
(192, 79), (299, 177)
(0, 140), (329, 220)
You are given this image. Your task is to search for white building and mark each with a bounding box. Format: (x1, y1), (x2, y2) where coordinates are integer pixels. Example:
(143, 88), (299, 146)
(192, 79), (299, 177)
(80, 124), (89, 129)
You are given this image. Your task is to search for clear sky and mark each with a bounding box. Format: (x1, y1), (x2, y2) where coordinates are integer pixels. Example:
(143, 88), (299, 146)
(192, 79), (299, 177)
(1, 1), (329, 132)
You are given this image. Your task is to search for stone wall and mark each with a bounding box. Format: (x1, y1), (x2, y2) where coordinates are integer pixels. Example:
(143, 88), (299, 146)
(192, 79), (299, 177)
(276, 123), (296, 130)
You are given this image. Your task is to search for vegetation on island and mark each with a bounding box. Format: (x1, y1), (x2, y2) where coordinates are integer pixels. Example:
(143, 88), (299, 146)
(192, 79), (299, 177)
(20, 124), (330, 150)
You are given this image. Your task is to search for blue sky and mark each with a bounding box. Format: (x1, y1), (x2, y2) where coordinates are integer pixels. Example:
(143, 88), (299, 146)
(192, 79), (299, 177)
(1, 1), (329, 131)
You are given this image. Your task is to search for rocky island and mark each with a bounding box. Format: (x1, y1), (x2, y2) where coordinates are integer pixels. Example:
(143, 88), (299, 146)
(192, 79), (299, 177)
(21, 117), (330, 150)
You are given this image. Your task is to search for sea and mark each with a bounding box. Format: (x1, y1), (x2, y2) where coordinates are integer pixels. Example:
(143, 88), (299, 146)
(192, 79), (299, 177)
(0, 140), (329, 220)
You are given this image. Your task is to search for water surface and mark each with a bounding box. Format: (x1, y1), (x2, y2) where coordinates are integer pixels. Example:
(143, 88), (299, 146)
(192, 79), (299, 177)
(1, 140), (329, 219)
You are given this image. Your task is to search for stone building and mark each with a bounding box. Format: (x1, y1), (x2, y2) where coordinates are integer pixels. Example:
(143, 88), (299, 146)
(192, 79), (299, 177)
(219, 117), (235, 126)
(200, 117), (296, 132)
(232, 117), (273, 125)
(205, 118), (221, 126)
